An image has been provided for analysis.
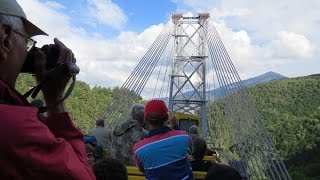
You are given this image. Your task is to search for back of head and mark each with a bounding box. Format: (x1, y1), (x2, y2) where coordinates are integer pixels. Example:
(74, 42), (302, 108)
(189, 125), (199, 135)
(144, 99), (168, 127)
(85, 143), (95, 153)
(191, 136), (207, 160)
(131, 104), (144, 122)
(96, 118), (105, 127)
(30, 99), (45, 107)
(205, 163), (242, 180)
(93, 158), (128, 180)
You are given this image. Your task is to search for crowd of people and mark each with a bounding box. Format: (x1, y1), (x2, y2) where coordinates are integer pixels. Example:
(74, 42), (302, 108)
(0, 0), (242, 179)
(84, 100), (242, 180)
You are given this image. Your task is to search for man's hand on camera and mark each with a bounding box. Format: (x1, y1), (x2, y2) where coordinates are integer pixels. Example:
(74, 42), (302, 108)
(34, 38), (76, 115)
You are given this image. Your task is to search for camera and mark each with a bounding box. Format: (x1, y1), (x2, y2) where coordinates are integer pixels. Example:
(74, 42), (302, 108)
(21, 44), (80, 76)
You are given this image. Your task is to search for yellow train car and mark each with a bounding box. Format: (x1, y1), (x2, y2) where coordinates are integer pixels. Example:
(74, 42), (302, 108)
(126, 166), (207, 180)
(174, 112), (220, 163)
(174, 112), (201, 134)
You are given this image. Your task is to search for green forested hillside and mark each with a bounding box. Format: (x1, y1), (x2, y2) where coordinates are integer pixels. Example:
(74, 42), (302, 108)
(248, 74), (320, 179)
(250, 75), (320, 158)
(208, 74), (320, 179)
(15, 73), (320, 179)
(15, 74), (114, 132)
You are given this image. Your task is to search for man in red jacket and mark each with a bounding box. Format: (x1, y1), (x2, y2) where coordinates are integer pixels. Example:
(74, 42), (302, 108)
(0, 0), (95, 179)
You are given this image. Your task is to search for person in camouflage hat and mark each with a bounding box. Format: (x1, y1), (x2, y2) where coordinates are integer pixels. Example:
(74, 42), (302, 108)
(110, 103), (147, 166)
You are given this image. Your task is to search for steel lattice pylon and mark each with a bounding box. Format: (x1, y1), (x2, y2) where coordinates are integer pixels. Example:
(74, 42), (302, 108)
(169, 13), (210, 138)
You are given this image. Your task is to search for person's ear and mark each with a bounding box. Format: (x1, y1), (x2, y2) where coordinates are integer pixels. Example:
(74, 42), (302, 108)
(0, 24), (13, 61)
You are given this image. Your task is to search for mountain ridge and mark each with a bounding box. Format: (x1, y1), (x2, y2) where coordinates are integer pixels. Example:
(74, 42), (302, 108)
(207, 71), (287, 99)
(241, 71), (287, 86)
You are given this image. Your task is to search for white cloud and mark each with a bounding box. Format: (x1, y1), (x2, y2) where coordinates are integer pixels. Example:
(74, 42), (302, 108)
(87, 0), (127, 29)
(212, 8), (251, 19)
(44, 1), (66, 10)
(16, 0), (320, 95)
(173, 0), (320, 78)
(17, 0), (72, 39)
(212, 22), (263, 79)
(17, 0), (162, 89)
(268, 31), (315, 59)
(59, 24), (163, 87)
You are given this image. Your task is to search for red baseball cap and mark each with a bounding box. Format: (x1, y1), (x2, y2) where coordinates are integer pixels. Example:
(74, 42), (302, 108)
(144, 99), (168, 121)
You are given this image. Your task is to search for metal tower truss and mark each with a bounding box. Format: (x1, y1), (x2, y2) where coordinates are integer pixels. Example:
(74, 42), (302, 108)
(169, 13), (210, 138)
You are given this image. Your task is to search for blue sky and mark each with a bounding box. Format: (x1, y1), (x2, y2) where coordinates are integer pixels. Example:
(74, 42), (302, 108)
(17, 0), (320, 93)
(112, 0), (176, 31)
(39, 0), (177, 37)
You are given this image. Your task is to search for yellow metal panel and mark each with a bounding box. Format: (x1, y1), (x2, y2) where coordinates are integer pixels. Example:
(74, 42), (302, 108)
(193, 171), (207, 180)
(175, 112), (201, 134)
(126, 166), (144, 175)
(203, 155), (218, 163)
(128, 175), (145, 180)
(127, 166), (207, 180)
(175, 112), (200, 121)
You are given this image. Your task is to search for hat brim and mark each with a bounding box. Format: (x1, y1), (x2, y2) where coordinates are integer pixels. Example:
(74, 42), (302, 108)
(22, 18), (48, 37)
(144, 113), (168, 122)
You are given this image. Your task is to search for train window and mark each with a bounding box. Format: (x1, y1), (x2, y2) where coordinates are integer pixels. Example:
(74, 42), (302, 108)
(179, 119), (198, 132)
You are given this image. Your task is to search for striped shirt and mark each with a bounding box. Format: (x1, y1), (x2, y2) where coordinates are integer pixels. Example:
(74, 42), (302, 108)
(133, 126), (193, 180)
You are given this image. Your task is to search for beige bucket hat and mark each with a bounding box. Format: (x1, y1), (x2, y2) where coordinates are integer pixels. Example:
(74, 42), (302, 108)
(0, 0), (47, 36)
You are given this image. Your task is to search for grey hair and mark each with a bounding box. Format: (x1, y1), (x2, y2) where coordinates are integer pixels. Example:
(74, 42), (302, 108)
(0, 14), (24, 29)
(0, 14), (24, 39)
(131, 103), (144, 121)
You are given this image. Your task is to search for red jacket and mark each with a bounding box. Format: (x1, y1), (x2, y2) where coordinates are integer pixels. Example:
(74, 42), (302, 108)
(0, 79), (95, 179)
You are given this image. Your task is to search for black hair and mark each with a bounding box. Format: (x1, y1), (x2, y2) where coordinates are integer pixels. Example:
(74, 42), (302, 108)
(30, 99), (44, 107)
(85, 143), (95, 154)
(93, 158), (128, 180)
(191, 136), (207, 160)
(205, 163), (242, 180)
(96, 119), (105, 127)
(146, 112), (168, 127)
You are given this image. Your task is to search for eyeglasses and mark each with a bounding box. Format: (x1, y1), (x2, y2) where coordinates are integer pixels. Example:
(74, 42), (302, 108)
(12, 29), (37, 51)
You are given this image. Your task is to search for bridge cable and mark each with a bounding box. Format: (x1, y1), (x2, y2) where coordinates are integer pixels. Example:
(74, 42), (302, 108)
(100, 26), (170, 123)
(206, 24), (265, 179)
(212, 24), (290, 180)
(101, 23), (174, 126)
(159, 42), (173, 98)
(209, 24), (263, 177)
(136, 28), (173, 94)
(208, 23), (291, 180)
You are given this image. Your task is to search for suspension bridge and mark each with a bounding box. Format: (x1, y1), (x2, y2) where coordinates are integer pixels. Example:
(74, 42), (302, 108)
(99, 13), (291, 180)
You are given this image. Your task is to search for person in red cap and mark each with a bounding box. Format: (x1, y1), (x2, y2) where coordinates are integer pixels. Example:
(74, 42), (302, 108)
(0, 0), (94, 179)
(133, 99), (193, 180)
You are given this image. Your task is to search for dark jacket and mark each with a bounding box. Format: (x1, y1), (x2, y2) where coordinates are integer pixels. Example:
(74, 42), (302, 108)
(191, 160), (212, 171)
